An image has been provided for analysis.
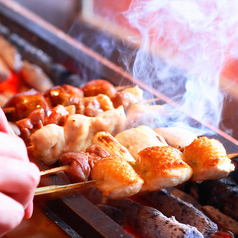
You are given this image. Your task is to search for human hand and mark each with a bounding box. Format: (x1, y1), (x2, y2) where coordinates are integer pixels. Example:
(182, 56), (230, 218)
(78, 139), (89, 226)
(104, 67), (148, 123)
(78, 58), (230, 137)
(0, 108), (40, 236)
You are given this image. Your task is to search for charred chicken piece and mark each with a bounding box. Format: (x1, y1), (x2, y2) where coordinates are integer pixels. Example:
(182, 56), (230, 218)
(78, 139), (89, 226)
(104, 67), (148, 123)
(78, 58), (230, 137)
(91, 156), (144, 199)
(59, 152), (91, 183)
(44, 84), (84, 108)
(3, 89), (51, 122)
(183, 136), (235, 181)
(91, 131), (135, 163)
(81, 79), (117, 98)
(135, 146), (193, 192)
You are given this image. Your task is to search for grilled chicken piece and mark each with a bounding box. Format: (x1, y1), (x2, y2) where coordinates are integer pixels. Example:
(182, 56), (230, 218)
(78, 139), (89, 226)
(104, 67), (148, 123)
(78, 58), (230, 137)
(110, 85), (143, 109)
(126, 103), (165, 129)
(85, 144), (110, 168)
(29, 106), (126, 163)
(91, 131), (135, 163)
(0, 35), (22, 72)
(103, 197), (203, 238)
(92, 105), (127, 136)
(183, 136), (235, 181)
(3, 89), (51, 122)
(59, 152), (91, 183)
(115, 125), (167, 160)
(20, 60), (54, 93)
(138, 189), (218, 238)
(154, 127), (197, 151)
(135, 146), (193, 192)
(30, 123), (65, 165)
(76, 94), (114, 117)
(81, 79), (117, 98)
(91, 156), (143, 199)
(44, 84), (84, 108)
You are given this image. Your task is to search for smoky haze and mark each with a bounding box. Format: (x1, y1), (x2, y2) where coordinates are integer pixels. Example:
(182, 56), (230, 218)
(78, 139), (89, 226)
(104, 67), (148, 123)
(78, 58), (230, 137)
(120, 0), (238, 134)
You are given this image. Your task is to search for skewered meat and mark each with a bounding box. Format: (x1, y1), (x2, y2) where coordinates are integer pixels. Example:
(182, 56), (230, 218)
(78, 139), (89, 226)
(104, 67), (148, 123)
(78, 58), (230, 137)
(0, 35), (22, 72)
(115, 125), (168, 160)
(126, 103), (165, 128)
(110, 85), (143, 109)
(76, 94), (114, 117)
(154, 127), (197, 151)
(183, 137), (235, 181)
(29, 106), (127, 164)
(20, 60), (54, 93)
(59, 152), (91, 183)
(44, 84), (83, 107)
(138, 189), (218, 238)
(85, 144), (110, 168)
(81, 79), (117, 98)
(135, 146), (193, 192)
(103, 197), (203, 238)
(30, 123), (65, 165)
(16, 108), (45, 144)
(3, 89), (51, 122)
(91, 131), (135, 163)
(91, 156), (143, 199)
(44, 104), (73, 126)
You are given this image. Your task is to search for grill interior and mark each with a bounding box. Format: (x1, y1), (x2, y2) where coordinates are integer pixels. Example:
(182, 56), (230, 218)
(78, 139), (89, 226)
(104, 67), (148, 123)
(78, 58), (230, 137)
(1, 1), (238, 238)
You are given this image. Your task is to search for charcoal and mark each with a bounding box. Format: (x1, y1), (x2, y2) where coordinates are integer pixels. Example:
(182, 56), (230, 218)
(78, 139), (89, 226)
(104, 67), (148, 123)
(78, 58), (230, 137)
(138, 189), (217, 238)
(188, 177), (238, 221)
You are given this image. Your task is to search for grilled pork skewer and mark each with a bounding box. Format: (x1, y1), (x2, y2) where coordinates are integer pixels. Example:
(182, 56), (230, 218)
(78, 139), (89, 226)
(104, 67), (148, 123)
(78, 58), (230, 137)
(137, 189), (218, 238)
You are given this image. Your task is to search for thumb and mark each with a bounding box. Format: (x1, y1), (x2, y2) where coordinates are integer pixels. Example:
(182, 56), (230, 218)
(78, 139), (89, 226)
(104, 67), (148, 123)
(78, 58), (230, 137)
(0, 108), (15, 135)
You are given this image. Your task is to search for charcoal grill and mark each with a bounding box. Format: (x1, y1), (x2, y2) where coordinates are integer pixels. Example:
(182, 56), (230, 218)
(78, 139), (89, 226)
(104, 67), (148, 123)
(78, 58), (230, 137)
(0, 0), (238, 237)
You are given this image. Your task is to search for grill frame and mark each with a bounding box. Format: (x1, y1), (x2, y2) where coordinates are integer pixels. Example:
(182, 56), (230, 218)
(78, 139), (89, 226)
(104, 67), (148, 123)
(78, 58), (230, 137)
(0, 0), (238, 237)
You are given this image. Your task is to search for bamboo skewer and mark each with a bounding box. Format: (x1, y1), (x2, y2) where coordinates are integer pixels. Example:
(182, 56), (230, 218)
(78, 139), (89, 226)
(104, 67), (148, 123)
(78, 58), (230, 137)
(35, 180), (100, 196)
(228, 153), (238, 159)
(40, 165), (70, 176)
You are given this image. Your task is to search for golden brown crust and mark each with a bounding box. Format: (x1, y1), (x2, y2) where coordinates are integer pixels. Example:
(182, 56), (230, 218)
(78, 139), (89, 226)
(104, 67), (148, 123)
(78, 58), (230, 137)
(183, 137), (235, 181)
(135, 146), (192, 192)
(91, 156), (143, 199)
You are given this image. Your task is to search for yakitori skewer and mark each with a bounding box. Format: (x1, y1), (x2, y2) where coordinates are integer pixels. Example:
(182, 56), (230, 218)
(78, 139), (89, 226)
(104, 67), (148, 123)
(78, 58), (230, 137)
(40, 165), (70, 176)
(35, 180), (99, 196)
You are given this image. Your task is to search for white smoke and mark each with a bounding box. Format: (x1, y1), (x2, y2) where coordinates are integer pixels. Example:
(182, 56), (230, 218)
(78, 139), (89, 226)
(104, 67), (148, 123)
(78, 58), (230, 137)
(122, 0), (238, 133)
